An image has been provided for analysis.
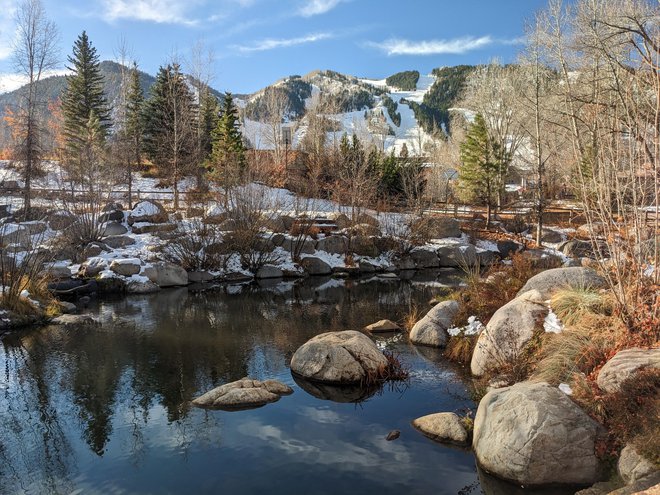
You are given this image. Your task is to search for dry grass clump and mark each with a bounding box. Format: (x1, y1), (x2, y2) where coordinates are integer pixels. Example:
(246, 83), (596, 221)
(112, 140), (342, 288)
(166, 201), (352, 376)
(572, 369), (660, 463)
(362, 350), (410, 387)
(401, 303), (423, 333)
(444, 335), (478, 365)
(550, 287), (613, 326)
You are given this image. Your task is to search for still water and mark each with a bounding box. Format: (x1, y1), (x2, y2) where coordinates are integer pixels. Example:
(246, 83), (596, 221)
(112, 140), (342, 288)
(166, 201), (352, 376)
(0, 274), (575, 495)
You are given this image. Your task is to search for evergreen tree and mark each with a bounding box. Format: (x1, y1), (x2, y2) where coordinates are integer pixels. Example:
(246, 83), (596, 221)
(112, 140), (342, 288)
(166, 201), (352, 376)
(208, 92), (245, 192)
(458, 113), (502, 227)
(60, 31), (111, 188)
(142, 63), (197, 209)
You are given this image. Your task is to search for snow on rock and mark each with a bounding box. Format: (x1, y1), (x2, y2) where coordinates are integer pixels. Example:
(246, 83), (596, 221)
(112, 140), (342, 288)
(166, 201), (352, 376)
(132, 201), (161, 218)
(447, 315), (485, 337)
(544, 309), (563, 334)
(558, 383), (573, 395)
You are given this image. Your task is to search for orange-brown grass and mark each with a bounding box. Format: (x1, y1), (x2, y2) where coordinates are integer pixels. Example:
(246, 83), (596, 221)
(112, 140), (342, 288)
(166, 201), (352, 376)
(572, 369), (660, 463)
(401, 303), (424, 333)
(444, 335), (478, 365)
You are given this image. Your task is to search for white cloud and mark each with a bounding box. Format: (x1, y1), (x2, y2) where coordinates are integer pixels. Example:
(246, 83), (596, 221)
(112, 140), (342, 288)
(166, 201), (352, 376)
(232, 32), (334, 53)
(0, 69), (70, 94)
(298, 0), (343, 17)
(100, 0), (203, 25)
(370, 36), (495, 56)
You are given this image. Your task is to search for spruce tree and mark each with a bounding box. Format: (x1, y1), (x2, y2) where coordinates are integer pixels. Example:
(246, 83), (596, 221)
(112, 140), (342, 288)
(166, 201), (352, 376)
(60, 31), (110, 190)
(458, 113), (500, 227)
(208, 92), (245, 190)
(142, 63), (197, 209)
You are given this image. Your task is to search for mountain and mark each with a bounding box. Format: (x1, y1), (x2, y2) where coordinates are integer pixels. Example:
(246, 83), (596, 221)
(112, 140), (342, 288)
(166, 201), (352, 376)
(241, 65), (475, 156)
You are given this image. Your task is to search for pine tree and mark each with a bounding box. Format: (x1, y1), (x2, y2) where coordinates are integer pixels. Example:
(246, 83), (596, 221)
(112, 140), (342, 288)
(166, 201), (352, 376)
(458, 113), (501, 228)
(61, 31), (110, 151)
(208, 92), (245, 192)
(142, 63), (197, 209)
(61, 31), (111, 189)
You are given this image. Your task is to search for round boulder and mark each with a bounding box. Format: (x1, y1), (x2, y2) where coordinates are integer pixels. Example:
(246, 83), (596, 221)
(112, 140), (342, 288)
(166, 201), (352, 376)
(473, 381), (603, 486)
(412, 412), (468, 444)
(516, 267), (607, 300)
(597, 348), (660, 394)
(410, 300), (459, 348)
(471, 290), (547, 377)
(109, 258), (141, 277)
(290, 330), (388, 384)
(127, 200), (168, 225)
(143, 261), (188, 287)
(300, 256), (332, 276)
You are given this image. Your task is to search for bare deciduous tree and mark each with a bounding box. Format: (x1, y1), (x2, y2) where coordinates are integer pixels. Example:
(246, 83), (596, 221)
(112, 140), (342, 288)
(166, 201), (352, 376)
(10, 0), (58, 218)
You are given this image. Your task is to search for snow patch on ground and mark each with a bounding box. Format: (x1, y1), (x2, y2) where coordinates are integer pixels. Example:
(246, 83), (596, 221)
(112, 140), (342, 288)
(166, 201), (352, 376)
(544, 309), (563, 334)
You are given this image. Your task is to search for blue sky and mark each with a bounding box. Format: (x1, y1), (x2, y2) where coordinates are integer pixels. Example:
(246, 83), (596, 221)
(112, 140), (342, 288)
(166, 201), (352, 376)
(0, 0), (551, 94)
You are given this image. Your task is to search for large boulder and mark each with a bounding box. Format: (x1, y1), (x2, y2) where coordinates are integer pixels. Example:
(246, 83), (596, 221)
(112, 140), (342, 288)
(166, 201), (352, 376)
(103, 235), (136, 249)
(290, 330), (388, 384)
(255, 265), (284, 279)
(350, 235), (379, 257)
(597, 348), (660, 394)
(127, 200), (168, 225)
(281, 237), (316, 255)
(410, 300), (459, 348)
(497, 239), (524, 259)
(126, 279), (160, 294)
(541, 228), (563, 244)
(471, 290), (547, 377)
(192, 377), (293, 410)
(109, 258), (142, 277)
(411, 216), (462, 239)
(355, 213), (379, 228)
(412, 412), (468, 444)
(45, 210), (77, 231)
(473, 381), (603, 486)
(437, 244), (477, 267)
(102, 222), (128, 236)
(300, 257), (332, 276)
(560, 239), (598, 258)
(618, 444), (657, 485)
(410, 248), (440, 269)
(516, 267), (607, 300)
(144, 261), (188, 287)
(79, 257), (107, 278)
(316, 235), (348, 255)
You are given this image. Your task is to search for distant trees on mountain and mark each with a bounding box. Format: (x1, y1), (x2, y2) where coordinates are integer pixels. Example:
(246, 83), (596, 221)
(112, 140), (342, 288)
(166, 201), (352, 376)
(386, 70), (420, 91)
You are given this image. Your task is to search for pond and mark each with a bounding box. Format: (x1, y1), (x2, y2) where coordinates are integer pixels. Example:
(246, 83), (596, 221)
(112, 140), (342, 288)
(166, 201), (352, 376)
(0, 273), (575, 495)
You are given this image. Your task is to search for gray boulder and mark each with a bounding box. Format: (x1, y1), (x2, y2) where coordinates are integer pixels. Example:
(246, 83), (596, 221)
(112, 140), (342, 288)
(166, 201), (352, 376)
(516, 267), (607, 300)
(126, 279), (160, 294)
(127, 200), (168, 225)
(597, 348), (660, 394)
(412, 412), (468, 444)
(355, 213), (379, 228)
(410, 300), (459, 348)
(300, 257), (332, 276)
(437, 244), (477, 267)
(192, 377), (293, 410)
(541, 228), (564, 244)
(410, 248), (440, 268)
(358, 261), (376, 273)
(497, 239), (523, 259)
(471, 290), (547, 377)
(364, 319), (401, 333)
(131, 223), (176, 235)
(281, 236), (316, 255)
(187, 271), (214, 283)
(290, 330), (388, 384)
(102, 222), (128, 236)
(316, 235), (348, 255)
(255, 265), (284, 279)
(144, 261), (188, 287)
(350, 235), (379, 257)
(109, 258), (141, 277)
(411, 216), (462, 239)
(473, 381), (603, 486)
(103, 235), (136, 249)
(46, 210), (77, 231)
(79, 258), (107, 278)
(618, 444), (657, 485)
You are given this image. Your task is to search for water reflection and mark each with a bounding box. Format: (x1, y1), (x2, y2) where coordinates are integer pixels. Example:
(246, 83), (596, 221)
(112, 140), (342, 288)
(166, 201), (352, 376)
(0, 274), (573, 494)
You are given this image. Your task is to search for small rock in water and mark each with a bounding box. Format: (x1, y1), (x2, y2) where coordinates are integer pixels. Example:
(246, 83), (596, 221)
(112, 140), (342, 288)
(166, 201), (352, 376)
(192, 377), (293, 410)
(386, 430), (400, 441)
(364, 319), (401, 333)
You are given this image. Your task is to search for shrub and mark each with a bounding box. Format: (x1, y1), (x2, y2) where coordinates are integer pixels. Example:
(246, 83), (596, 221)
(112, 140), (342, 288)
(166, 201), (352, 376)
(164, 220), (225, 271)
(551, 287), (613, 326)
